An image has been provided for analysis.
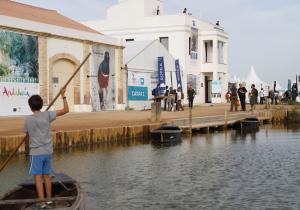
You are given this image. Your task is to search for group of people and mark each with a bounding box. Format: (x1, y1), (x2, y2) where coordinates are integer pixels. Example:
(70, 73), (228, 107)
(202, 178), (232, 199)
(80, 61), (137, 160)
(227, 83), (258, 112)
(163, 86), (184, 112)
(152, 84), (196, 111)
(230, 83), (299, 109)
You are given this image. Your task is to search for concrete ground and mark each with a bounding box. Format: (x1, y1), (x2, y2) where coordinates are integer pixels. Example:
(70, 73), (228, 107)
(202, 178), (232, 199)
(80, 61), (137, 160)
(0, 104), (268, 136)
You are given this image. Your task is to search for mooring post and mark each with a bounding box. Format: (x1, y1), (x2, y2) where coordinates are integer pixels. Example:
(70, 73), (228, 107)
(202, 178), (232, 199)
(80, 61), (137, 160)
(189, 107), (192, 134)
(156, 100), (161, 122)
(224, 109), (228, 131)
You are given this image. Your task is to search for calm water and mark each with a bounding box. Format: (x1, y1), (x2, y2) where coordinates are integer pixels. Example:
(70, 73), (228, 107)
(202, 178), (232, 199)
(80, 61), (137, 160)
(1, 124), (300, 210)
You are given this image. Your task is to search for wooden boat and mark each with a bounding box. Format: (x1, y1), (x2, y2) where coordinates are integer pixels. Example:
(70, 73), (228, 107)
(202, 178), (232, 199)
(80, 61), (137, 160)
(150, 124), (182, 144)
(0, 173), (84, 210)
(233, 117), (260, 132)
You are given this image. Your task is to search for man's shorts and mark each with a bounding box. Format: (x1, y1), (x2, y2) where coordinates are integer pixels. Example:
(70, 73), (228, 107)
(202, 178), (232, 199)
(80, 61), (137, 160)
(29, 154), (52, 175)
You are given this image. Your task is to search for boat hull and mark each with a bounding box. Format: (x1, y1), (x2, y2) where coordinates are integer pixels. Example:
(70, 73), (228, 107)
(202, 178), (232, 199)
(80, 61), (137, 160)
(150, 125), (182, 144)
(0, 173), (84, 210)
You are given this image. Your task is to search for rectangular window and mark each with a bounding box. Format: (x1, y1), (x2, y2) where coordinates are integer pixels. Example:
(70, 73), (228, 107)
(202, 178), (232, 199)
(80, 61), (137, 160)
(218, 41), (225, 64)
(189, 37), (191, 55)
(159, 37), (169, 50)
(204, 40), (213, 63)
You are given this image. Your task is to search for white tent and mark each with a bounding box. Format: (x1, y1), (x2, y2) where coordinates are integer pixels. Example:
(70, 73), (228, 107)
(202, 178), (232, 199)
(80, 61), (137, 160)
(124, 40), (180, 110)
(275, 82), (285, 92)
(245, 66), (268, 88)
(243, 66), (270, 101)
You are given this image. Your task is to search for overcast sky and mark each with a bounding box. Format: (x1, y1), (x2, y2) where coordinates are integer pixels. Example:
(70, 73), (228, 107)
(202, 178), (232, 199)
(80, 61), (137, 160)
(16, 0), (300, 87)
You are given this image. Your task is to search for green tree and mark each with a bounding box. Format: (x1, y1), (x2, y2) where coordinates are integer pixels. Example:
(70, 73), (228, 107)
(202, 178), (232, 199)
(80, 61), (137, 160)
(0, 63), (10, 76)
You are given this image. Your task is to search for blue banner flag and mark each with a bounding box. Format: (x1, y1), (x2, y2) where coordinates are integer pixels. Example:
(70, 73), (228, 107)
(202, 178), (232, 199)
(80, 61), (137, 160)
(175, 59), (183, 91)
(157, 56), (166, 95)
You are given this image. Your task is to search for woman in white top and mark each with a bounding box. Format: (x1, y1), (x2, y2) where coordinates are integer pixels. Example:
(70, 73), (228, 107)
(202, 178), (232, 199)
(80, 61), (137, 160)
(259, 88), (264, 104)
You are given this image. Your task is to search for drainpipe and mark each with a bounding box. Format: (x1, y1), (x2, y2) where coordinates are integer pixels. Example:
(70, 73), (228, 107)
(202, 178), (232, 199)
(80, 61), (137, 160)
(125, 64), (129, 110)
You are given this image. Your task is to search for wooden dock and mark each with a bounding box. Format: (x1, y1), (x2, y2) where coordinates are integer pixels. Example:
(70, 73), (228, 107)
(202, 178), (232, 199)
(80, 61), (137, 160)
(173, 109), (287, 134)
(0, 107), (290, 157)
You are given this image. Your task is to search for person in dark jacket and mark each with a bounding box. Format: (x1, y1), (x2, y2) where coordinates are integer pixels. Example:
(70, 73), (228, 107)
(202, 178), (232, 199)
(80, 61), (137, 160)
(230, 84), (238, 112)
(249, 84), (258, 111)
(152, 84), (160, 97)
(237, 83), (247, 111)
(163, 86), (169, 111)
(291, 84), (298, 101)
(187, 85), (196, 108)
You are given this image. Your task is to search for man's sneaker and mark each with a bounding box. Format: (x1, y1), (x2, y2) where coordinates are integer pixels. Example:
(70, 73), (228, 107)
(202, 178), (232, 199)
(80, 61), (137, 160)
(46, 201), (54, 209)
(31, 203), (47, 210)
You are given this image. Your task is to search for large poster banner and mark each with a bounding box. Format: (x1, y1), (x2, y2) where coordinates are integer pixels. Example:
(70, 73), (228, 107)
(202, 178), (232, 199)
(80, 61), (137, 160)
(128, 71), (149, 101)
(0, 82), (39, 115)
(190, 27), (198, 60)
(175, 59), (183, 91)
(211, 80), (222, 103)
(91, 45), (115, 111)
(0, 30), (39, 116)
(157, 56), (166, 95)
(187, 74), (197, 93)
(211, 80), (222, 95)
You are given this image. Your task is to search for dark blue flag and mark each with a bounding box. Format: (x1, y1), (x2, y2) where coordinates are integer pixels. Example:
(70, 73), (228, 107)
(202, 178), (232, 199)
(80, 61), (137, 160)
(175, 59), (183, 91)
(157, 57), (166, 95)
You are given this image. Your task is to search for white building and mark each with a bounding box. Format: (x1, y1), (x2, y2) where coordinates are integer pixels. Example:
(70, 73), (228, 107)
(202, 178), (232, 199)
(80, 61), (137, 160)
(0, 0), (125, 116)
(85, 0), (229, 104)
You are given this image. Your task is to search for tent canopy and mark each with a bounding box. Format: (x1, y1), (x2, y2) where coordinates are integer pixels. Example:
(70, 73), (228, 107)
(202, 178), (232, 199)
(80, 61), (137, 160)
(274, 81), (285, 92)
(245, 66), (268, 87)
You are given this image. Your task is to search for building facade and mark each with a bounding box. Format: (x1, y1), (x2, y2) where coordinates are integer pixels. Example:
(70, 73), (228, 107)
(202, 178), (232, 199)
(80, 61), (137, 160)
(85, 0), (229, 104)
(0, 0), (125, 116)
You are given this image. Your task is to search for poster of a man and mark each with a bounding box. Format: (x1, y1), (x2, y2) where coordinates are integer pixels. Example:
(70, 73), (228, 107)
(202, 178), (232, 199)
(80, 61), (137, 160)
(92, 45), (115, 111)
(97, 51), (110, 110)
(190, 27), (198, 59)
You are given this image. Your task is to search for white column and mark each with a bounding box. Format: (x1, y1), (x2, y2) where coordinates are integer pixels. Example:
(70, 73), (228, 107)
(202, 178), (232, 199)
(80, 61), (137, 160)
(213, 39), (218, 81)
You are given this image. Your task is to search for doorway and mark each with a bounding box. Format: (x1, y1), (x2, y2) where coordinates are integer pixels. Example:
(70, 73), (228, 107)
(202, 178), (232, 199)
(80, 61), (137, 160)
(52, 59), (75, 111)
(205, 76), (212, 103)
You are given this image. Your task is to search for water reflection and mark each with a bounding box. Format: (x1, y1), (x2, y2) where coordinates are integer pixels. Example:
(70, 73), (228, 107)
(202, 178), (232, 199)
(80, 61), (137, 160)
(231, 129), (259, 141)
(1, 124), (300, 210)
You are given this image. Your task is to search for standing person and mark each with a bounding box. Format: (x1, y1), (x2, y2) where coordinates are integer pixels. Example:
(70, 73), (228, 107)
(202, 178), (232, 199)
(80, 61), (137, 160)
(177, 88), (184, 111)
(187, 85), (196, 108)
(269, 90), (275, 104)
(230, 84), (238, 112)
(291, 84), (298, 101)
(173, 89), (177, 111)
(167, 87), (173, 111)
(249, 84), (258, 111)
(274, 91), (279, 105)
(237, 83), (247, 111)
(152, 84), (160, 97)
(23, 88), (69, 209)
(259, 88), (264, 104)
(163, 86), (169, 111)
